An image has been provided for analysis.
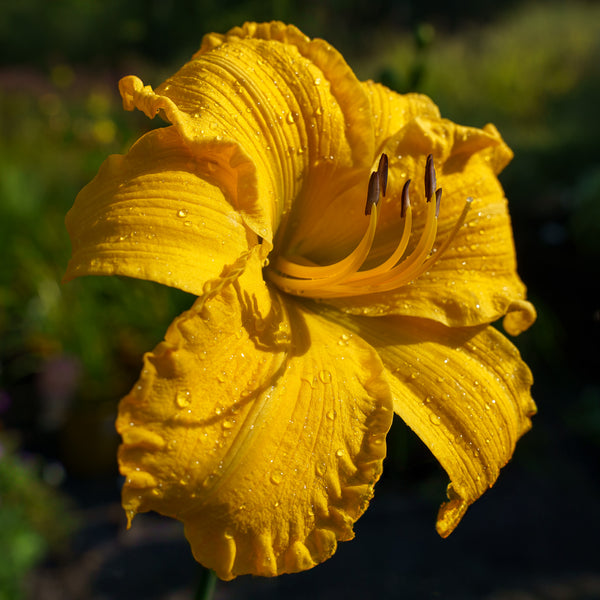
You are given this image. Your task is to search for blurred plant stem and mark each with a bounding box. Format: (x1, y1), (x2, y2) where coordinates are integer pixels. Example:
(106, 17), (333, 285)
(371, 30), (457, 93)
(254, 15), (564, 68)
(195, 567), (217, 600)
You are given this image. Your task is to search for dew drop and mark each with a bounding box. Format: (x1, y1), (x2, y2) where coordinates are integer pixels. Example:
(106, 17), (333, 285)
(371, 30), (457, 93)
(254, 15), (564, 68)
(429, 413), (442, 426)
(270, 472), (283, 485)
(286, 112), (295, 124)
(326, 409), (337, 421)
(175, 389), (192, 408)
(177, 208), (188, 218)
(335, 449), (344, 457)
(337, 332), (351, 346)
(318, 370), (332, 384)
(316, 462), (327, 476)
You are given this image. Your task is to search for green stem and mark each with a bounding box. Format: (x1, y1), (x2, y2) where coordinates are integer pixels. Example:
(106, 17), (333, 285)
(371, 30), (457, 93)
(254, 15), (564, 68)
(195, 566), (217, 600)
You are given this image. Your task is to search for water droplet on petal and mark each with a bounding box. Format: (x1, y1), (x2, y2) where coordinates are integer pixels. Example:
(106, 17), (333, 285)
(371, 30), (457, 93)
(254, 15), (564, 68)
(270, 472), (283, 485)
(429, 413), (442, 426)
(175, 389), (192, 408)
(177, 209), (188, 218)
(318, 370), (332, 384)
(326, 410), (337, 420)
(316, 462), (327, 476)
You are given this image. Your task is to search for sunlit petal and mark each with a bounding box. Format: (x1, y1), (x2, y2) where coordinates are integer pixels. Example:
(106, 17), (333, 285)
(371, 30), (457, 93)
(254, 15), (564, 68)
(323, 309), (536, 536)
(117, 254), (393, 579)
(362, 80), (441, 154)
(64, 126), (254, 295)
(118, 22), (374, 248)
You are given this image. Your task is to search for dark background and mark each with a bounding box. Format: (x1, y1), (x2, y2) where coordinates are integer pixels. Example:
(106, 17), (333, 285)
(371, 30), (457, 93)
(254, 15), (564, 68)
(1, 1), (599, 598)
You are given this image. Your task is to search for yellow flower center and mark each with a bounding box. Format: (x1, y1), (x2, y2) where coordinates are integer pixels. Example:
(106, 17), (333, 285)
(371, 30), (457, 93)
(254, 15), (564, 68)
(266, 154), (472, 298)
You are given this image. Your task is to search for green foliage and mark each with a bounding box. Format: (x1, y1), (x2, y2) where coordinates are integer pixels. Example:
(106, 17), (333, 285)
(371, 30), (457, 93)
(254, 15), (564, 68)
(0, 440), (73, 600)
(0, 74), (194, 409)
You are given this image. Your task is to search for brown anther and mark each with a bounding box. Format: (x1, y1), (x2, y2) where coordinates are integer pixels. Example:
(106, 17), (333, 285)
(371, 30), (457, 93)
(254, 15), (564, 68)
(401, 179), (411, 218)
(365, 153), (388, 215)
(425, 153), (436, 202)
(435, 188), (443, 217)
(365, 171), (380, 215)
(377, 153), (389, 196)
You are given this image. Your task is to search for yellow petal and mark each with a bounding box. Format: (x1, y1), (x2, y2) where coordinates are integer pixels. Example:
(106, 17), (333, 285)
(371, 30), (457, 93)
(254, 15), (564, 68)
(326, 116), (535, 331)
(361, 80), (441, 154)
(119, 21), (374, 246)
(324, 309), (536, 536)
(64, 126), (254, 296)
(116, 254), (392, 579)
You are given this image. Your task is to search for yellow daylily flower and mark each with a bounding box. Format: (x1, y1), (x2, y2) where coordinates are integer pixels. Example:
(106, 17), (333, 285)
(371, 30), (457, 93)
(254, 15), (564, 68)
(64, 22), (536, 580)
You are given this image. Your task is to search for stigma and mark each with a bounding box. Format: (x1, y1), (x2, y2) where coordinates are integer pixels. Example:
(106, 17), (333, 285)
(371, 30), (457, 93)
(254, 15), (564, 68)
(267, 154), (472, 298)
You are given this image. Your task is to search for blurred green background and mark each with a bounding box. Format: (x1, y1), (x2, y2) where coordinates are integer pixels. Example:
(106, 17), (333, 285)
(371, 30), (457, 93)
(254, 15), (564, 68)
(1, 1), (599, 599)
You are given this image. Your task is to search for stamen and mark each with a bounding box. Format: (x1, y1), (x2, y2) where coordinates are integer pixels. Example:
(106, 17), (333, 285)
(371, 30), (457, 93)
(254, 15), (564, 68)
(365, 171), (380, 216)
(269, 204), (379, 291)
(425, 153), (436, 202)
(435, 188), (442, 217)
(266, 154), (471, 299)
(401, 179), (411, 218)
(377, 153), (388, 196)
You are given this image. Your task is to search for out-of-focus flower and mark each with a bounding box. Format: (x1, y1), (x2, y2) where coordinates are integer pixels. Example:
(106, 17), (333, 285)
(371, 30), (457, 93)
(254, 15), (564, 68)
(64, 22), (536, 580)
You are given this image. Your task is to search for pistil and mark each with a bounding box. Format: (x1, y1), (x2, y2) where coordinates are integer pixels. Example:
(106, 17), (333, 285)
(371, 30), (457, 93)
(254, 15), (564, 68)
(267, 154), (472, 298)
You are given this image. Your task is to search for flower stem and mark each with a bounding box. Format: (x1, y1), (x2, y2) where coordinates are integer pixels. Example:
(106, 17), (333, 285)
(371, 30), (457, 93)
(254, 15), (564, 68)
(195, 566), (217, 600)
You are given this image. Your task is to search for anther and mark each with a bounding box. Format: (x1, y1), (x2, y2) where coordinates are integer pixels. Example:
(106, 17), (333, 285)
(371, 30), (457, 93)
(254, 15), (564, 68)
(425, 153), (436, 202)
(377, 153), (388, 196)
(435, 188), (442, 217)
(365, 153), (389, 215)
(365, 171), (380, 215)
(401, 179), (411, 218)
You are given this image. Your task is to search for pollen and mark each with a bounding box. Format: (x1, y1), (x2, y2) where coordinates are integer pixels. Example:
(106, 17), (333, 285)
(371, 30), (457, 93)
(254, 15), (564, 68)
(266, 154), (472, 298)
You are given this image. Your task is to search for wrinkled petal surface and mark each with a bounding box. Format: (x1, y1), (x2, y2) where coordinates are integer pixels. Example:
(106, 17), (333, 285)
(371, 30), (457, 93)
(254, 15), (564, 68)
(117, 254), (393, 579)
(120, 22), (374, 248)
(322, 307), (536, 535)
(64, 126), (254, 295)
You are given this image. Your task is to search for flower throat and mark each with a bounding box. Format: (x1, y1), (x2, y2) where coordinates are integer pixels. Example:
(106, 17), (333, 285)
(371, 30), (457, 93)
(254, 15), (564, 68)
(266, 154), (472, 298)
